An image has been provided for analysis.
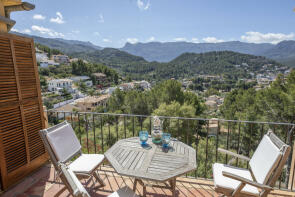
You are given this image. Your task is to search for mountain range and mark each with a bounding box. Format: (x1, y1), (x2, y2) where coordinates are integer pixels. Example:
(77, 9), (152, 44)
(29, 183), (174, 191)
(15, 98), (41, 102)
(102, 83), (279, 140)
(121, 41), (295, 65)
(13, 32), (295, 66)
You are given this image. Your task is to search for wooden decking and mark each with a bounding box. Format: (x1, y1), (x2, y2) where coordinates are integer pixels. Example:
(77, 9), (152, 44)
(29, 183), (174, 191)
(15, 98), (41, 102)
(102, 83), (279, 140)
(1, 163), (295, 197)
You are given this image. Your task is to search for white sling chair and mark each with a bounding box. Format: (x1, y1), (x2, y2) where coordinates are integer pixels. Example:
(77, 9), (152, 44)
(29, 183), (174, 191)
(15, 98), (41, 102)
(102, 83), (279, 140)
(59, 163), (138, 197)
(213, 130), (290, 197)
(39, 121), (105, 188)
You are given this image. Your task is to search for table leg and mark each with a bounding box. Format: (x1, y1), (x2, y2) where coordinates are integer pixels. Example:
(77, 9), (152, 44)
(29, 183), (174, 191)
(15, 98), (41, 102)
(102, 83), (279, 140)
(133, 178), (138, 192)
(169, 178), (176, 197)
(137, 179), (146, 197)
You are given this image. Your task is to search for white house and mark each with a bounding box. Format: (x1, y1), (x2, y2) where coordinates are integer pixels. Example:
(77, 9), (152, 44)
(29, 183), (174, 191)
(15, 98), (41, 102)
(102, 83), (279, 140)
(52, 54), (70, 64)
(40, 60), (60, 68)
(36, 52), (48, 62)
(48, 79), (73, 93)
(70, 76), (93, 87)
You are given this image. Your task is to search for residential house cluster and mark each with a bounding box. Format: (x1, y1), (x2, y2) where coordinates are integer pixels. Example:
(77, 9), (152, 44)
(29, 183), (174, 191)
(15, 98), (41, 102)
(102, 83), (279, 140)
(54, 94), (111, 113)
(70, 76), (93, 87)
(52, 54), (70, 65)
(48, 79), (73, 93)
(205, 95), (224, 109)
(35, 47), (70, 68)
(119, 81), (151, 91)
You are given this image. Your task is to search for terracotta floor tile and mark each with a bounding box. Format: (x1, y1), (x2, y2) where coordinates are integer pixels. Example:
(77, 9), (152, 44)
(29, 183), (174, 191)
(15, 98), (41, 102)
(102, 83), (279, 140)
(1, 164), (294, 197)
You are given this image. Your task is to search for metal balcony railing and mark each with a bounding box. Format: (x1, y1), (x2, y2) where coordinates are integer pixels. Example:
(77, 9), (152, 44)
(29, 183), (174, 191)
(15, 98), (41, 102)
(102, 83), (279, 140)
(46, 110), (295, 191)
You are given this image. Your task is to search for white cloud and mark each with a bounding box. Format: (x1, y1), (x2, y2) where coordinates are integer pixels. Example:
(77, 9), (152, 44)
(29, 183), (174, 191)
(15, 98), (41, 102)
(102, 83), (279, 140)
(103, 38), (112, 43)
(98, 14), (104, 23)
(137, 0), (151, 10)
(191, 38), (199, 43)
(31, 25), (64, 37)
(126, 38), (139, 44)
(23, 29), (31, 34)
(50, 12), (65, 24)
(147, 36), (155, 42)
(11, 28), (31, 34)
(173, 37), (187, 42)
(203, 37), (224, 43)
(93, 32), (100, 37)
(33, 14), (46, 20)
(11, 28), (19, 32)
(241, 31), (294, 44)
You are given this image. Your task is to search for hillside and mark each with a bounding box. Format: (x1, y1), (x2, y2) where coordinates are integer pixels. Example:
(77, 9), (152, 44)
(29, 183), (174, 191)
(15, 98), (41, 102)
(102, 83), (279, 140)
(148, 51), (285, 80)
(71, 48), (147, 70)
(121, 41), (273, 62)
(12, 32), (102, 54)
(70, 49), (287, 80)
(262, 40), (295, 66)
(13, 32), (295, 66)
(121, 41), (295, 66)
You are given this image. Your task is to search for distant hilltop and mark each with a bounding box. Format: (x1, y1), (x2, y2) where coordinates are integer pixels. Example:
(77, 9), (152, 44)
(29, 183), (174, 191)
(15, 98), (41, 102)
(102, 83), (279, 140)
(12, 31), (295, 66)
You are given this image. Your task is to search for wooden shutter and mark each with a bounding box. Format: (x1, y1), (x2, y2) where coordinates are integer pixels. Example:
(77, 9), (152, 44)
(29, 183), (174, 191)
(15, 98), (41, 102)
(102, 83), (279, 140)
(0, 33), (48, 190)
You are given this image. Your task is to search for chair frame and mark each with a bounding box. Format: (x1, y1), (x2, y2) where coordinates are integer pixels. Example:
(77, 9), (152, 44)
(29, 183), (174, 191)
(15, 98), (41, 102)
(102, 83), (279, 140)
(39, 121), (105, 190)
(214, 131), (291, 197)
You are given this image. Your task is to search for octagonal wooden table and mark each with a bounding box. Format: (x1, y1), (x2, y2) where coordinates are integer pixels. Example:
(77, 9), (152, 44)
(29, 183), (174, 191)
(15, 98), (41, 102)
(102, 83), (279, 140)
(105, 137), (197, 197)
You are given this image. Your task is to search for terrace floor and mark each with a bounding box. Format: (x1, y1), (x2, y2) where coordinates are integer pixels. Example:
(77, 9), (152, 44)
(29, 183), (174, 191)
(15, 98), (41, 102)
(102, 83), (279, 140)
(1, 163), (295, 197)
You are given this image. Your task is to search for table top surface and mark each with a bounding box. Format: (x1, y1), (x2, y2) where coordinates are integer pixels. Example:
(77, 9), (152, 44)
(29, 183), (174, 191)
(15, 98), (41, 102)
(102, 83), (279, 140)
(105, 137), (197, 182)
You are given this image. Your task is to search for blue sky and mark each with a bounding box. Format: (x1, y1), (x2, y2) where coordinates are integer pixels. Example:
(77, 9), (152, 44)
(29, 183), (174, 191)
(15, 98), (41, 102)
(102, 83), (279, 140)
(10, 0), (295, 48)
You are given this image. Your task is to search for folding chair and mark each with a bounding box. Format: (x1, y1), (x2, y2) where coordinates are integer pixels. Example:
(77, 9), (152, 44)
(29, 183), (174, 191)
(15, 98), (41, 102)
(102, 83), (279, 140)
(59, 163), (138, 197)
(39, 121), (105, 188)
(213, 130), (290, 197)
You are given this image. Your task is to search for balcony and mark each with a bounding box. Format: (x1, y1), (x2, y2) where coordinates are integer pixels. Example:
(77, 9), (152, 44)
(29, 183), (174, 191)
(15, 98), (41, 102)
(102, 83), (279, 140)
(2, 164), (295, 197)
(2, 111), (295, 196)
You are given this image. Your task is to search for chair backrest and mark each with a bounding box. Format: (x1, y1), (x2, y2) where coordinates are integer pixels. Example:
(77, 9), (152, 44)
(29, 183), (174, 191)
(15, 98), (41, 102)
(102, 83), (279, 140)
(40, 121), (81, 163)
(59, 163), (90, 197)
(249, 130), (290, 186)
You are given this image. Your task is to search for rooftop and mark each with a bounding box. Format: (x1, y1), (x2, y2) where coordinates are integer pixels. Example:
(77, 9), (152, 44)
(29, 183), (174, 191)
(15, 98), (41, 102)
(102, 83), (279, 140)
(48, 78), (73, 83)
(75, 95), (111, 104)
(93, 73), (107, 77)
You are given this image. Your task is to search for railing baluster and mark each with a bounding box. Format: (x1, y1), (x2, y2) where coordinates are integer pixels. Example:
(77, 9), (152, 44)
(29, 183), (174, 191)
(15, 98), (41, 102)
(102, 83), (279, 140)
(247, 123), (253, 169)
(186, 119), (189, 178)
(204, 120), (209, 178)
(216, 120), (220, 163)
(70, 112), (73, 128)
(132, 116), (135, 137)
(108, 115), (111, 147)
(177, 119), (180, 140)
(101, 115), (104, 153)
(78, 113), (81, 144)
(186, 119), (189, 145)
(195, 119), (199, 177)
(289, 132), (294, 191)
(140, 116), (143, 131)
(226, 122), (230, 164)
(85, 114), (89, 154)
(124, 116), (126, 139)
(116, 116), (119, 141)
(236, 122), (241, 166)
(149, 117), (152, 135)
(93, 114), (96, 154)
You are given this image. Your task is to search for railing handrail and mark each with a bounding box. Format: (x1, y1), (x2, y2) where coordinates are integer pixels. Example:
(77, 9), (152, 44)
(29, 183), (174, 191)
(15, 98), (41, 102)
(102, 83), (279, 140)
(46, 110), (295, 191)
(47, 110), (295, 126)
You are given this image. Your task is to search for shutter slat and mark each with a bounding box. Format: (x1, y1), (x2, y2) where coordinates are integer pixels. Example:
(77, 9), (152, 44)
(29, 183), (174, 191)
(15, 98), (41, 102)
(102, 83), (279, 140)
(0, 33), (47, 190)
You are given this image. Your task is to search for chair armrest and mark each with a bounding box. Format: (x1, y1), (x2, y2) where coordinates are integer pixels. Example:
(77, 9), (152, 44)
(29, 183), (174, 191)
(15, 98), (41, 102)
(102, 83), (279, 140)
(222, 171), (272, 190)
(218, 148), (250, 161)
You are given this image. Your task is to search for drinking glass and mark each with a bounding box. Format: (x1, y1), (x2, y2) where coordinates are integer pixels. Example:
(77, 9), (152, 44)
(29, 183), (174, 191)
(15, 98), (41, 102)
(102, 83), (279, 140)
(162, 133), (171, 148)
(139, 131), (149, 146)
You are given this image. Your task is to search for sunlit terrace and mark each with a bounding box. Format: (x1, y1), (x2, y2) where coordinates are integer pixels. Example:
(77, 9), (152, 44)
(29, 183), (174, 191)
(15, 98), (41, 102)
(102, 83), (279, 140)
(2, 111), (295, 196)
